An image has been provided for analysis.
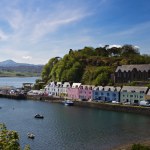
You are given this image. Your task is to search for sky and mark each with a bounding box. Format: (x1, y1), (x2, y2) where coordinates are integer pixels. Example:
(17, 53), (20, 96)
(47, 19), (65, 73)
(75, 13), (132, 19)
(0, 0), (150, 64)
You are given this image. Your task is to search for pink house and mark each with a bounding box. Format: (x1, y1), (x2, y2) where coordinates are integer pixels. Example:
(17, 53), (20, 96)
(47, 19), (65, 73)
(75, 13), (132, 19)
(79, 85), (95, 100)
(67, 83), (81, 100)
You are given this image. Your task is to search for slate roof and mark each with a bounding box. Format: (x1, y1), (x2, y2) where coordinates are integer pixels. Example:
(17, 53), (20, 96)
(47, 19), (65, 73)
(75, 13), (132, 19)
(121, 86), (148, 93)
(115, 64), (150, 72)
(72, 83), (81, 88)
(104, 86), (121, 92)
(94, 86), (121, 92)
(80, 85), (95, 90)
(93, 86), (103, 91)
(63, 82), (70, 88)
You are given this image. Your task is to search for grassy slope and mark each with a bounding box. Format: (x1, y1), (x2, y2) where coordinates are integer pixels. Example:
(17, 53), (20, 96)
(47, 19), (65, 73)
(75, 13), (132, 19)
(0, 71), (40, 77)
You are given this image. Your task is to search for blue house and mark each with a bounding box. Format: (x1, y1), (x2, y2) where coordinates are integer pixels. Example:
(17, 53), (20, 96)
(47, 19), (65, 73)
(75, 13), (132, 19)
(93, 86), (121, 102)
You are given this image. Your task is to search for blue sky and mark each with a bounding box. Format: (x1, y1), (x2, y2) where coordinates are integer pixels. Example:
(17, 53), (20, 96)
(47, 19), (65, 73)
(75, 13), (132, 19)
(0, 0), (150, 64)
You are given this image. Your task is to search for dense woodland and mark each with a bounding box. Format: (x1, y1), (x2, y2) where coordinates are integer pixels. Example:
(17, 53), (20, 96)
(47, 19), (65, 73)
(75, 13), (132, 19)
(37, 44), (150, 88)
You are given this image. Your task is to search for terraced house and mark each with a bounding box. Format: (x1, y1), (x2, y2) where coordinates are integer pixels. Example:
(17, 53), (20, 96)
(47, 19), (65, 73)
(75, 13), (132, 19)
(93, 86), (121, 102)
(67, 83), (81, 100)
(115, 64), (150, 83)
(79, 85), (95, 101)
(120, 86), (149, 104)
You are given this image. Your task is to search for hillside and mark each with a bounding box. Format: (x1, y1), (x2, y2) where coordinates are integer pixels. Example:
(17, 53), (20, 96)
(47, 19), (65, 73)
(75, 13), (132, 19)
(0, 60), (44, 77)
(40, 44), (150, 86)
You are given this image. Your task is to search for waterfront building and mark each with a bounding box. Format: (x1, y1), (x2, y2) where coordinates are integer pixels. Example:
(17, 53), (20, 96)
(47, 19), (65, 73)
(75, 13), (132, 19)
(61, 82), (71, 96)
(120, 86), (148, 104)
(22, 83), (33, 92)
(93, 86), (121, 102)
(79, 85), (95, 101)
(145, 89), (150, 100)
(44, 81), (56, 96)
(115, 64), (150, 83)
(54, 82), (63, 96)
(67, 83), (81, 100)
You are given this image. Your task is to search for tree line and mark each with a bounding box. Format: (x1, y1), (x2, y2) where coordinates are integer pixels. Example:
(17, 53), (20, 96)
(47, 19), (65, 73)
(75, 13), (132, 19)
(35, 44), (150, 88)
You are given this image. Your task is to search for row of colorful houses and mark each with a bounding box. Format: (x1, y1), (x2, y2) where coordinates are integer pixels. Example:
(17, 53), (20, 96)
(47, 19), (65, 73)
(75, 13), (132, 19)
(44, 81), (150, 104)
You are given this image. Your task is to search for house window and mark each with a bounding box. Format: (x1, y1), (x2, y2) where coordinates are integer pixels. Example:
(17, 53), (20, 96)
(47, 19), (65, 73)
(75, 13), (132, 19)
(113, 93), (116, 97)
(107, 93), (109, 96)
(95, 92), (98, 95)
(130, 95), (133, 97)
(140, 96), (143, 98)
(101, 93), (104, 95)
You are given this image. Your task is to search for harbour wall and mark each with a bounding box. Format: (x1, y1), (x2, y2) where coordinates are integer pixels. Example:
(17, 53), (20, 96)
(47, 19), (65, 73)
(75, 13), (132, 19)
(74, 101), (150, 116)
(1, 93), (150, 116)
(27, 95), (63, 102)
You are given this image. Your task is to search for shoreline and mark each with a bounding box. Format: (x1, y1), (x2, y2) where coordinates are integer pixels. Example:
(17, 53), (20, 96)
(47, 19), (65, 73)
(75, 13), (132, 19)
(1, 94), (150, 116)
(112, 138), (150, 150)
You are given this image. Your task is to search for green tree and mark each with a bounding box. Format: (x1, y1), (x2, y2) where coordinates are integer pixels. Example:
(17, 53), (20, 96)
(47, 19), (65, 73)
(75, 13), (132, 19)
(0, 123), (20, 150)
(121, 44), (140, 57)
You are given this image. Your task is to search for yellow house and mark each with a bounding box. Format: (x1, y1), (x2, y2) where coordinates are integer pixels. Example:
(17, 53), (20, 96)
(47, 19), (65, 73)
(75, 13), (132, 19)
(145, 89), (150, 100)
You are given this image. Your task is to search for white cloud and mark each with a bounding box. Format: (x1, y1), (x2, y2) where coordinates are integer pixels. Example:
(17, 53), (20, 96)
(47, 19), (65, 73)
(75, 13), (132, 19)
(22, 56), (32, 60)
(31, 10), (90, 43)
(109, 45), (122, 48)
(0, 29), (8, 40)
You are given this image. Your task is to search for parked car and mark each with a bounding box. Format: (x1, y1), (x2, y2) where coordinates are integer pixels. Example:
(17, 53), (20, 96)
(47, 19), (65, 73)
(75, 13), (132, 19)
(112, 101), (119, 104)
(139, 101), (150, 107)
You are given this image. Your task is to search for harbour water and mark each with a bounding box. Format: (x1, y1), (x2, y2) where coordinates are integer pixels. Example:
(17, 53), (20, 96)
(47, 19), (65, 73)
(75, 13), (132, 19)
(1, 98), (150, 150)
(0, 77), (150, 150)
(0, 77), (39, 88)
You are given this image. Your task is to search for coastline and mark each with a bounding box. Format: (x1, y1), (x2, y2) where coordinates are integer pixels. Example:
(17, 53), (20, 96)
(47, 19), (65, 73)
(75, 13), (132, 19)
(1, 93), (150, 116)
(112, 138), (150, 150)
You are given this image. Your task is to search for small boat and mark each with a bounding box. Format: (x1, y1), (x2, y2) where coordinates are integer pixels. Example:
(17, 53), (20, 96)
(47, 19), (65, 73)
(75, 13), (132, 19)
(34, 114), (44, 119)
(27, 133), (35, 139)
(63, 100), (74, 106)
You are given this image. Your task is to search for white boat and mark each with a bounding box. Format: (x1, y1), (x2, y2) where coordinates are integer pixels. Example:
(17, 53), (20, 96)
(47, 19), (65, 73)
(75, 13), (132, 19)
(63, 100), (74, 106)
(27, 133), (35, 139)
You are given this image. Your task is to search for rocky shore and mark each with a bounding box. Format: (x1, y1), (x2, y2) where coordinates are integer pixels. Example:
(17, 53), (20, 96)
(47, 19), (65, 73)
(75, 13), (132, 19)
(113, 138), (150, 150)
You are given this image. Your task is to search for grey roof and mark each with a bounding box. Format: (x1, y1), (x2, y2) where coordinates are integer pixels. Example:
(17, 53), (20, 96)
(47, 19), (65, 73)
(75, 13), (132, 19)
(104, 86), (121, 92)
(72, 83), (81, 88)
(80, 85), (95, 90)
(63, 82), (70, 88)
(115, 64), (150, 72)
(121, 86), (148, 93)
(94, 86), (121, 92)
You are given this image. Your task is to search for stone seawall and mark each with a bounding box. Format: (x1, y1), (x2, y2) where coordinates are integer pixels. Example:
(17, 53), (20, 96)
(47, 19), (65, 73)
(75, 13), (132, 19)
(27, 95), (64, 102)
(0, 94), (26, 100)
(74, 101), (150, 116)
(1, 93), (150, 116)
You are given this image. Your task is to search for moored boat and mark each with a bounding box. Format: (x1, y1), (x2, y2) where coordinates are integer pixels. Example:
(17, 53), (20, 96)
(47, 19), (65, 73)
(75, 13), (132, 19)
(27, 133), (35, 139)
(63, 100), (74, 106)
(34, 114), (44, 119)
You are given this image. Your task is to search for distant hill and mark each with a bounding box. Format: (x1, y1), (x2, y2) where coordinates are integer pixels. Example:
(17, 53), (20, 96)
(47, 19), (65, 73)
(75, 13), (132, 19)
(0, 59), (41, 67)
(0, 59), (44, 76)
